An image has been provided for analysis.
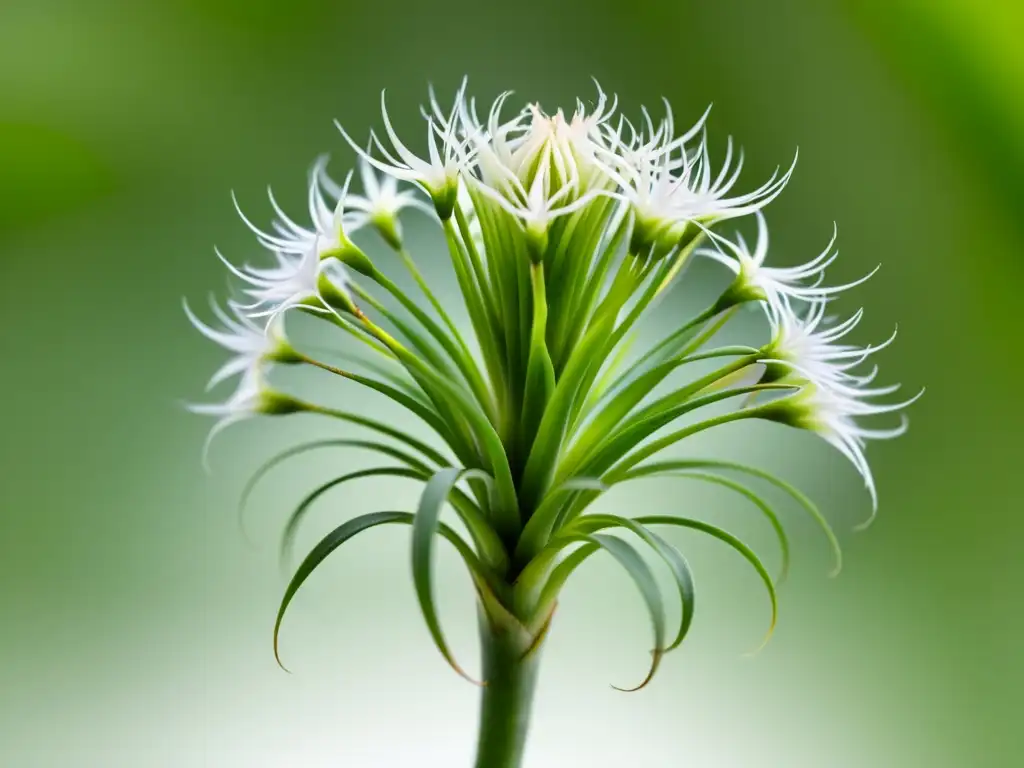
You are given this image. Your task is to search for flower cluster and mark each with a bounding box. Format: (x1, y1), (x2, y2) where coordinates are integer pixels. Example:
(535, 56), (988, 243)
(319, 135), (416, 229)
(183, 81), (919, 740)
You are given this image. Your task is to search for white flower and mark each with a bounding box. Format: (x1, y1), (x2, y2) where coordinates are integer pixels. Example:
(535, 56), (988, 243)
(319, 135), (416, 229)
(764, 301), (895, 388)
(184, 302), (307, 469)
(234, 156), (359, 260)
(188, 367), (266, 430)
(462, 84), (614, 205)
(763, 301), (921, 512)
(468, 148), (598, 253)
(476, 83), (617, 193)
(600, 106), (793, 250)
(597, 100), (709, 190)
(187, 368), (299, 470)
(700, 211), (877, 312)
(217, 245), (351, 322)
(183, 297), (296, 389)
(784, 383), (915, 515)
(338, 82), (469, 217)
(338, 159), (433, 249)
(663, 138), (795, 225)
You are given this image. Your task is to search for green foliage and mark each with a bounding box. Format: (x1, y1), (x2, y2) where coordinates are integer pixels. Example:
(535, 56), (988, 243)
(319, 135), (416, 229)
(255, 165), (844, 689)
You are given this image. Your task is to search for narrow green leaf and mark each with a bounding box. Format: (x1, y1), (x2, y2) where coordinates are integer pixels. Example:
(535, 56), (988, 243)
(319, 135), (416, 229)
(273, 510), (486, 672)
(637, 515), (778, 653)
(529, 532), (667, 692)
(371, 268), (497, 424)
(299, 343), (429, 408)
(551, 203), (628, 371)
(443, 216), (507, 395)
(560, 351), (759, 479)
(412, 467), (494, 683)
(571, 388), (773, 486)
(353, 283), (458, 380)
(569, 514), (696, 652)
(521, 263), (556, 453)
(626, 460), (842, 577)
(279, 467), (424, 567)
(516, 477), (607, 562)
(362, 318), (521, 534)
(618, 470), (791, 585)
(237, 438), (435, 542)
(302, 355), (458, 449)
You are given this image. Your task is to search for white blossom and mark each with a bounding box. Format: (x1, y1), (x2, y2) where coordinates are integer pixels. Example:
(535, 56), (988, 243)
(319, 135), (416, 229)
(469, 148), (598, 249)
(699, 211), (877, 313)
(234, 156), (359, 260)
(338, 82), (470, 216)
(217, 244), (351, 322)
(599, 106), (793, 249)
(187, 369), (282, 469)
(346, 158), (432, 226)
(333, 159), (432, 248)
(764, 301), (921, 511)
(182, 297), (295, 390)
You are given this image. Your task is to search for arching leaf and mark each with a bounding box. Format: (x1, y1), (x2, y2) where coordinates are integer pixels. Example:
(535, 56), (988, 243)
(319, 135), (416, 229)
(530, 532), (668, 692)
(278, 464), (505, 573)
(273, 511), (487, 672)
(569, 514), (696, 652)
(627, 459), (842, 577)
(237, 438), (436, 543)
(280, 466), (425, 567)
(411, 467), (495, 683)
(637, 515), (778, 654)
(617, 470), (791, 585)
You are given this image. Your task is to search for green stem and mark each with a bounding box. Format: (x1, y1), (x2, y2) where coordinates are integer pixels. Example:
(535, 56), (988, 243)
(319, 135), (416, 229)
(473, 616), (543, 768)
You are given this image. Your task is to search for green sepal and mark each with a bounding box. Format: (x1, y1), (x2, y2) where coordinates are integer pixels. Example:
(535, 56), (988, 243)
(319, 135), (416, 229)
(257, 391), (307, 416)
(371, 211), (404, 251)
(317, 272), (358, 316)
(331, 243), (376, 277)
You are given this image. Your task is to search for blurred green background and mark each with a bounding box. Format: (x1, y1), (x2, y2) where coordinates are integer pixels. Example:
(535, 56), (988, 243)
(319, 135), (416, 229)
(1, 0), (1021, 765)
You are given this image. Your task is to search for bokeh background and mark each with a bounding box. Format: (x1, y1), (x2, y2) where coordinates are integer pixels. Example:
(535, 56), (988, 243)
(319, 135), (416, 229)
(2, 1), (1022, 765)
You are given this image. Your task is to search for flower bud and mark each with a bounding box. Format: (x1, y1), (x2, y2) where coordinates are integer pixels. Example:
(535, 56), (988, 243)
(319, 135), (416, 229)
(257, 390), (307, 416)
(371, 211), (404, 251)
(525, 222), (549, 265)
(430, 180), (459, 220)
(331, 241), (375, 278)
(317, 271), (358, 316)
(711, 271), (766, 314)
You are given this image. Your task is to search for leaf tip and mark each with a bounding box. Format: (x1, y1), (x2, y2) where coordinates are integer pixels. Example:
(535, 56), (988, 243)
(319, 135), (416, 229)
(611, 647), (664, 693)
(272, 632), (293, 674)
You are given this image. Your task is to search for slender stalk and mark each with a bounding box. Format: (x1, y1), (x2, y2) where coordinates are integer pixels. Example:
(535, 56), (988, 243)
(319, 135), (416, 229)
(473, 614), (543, 768)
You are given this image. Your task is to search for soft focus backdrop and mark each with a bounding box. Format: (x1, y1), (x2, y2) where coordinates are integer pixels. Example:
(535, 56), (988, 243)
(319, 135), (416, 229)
(1, 1), (1021, 766)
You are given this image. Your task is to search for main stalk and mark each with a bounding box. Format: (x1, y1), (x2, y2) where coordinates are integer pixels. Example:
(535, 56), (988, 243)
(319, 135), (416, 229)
(473, 612), (544, 768)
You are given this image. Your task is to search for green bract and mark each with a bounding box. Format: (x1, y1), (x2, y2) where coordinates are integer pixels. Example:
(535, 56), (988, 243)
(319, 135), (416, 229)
(186, 81), (917, 768)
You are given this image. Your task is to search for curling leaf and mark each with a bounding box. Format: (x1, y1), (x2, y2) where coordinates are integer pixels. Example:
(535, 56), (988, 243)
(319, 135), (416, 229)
(569, 514), (696, 652)
(237, 438), (436, 542)
(636, 515), (777, 653)
(412, 467), (495, 682)
(617, 470), (791, 585)
(530, 532), (668, 691)
(627, 459), (842, 577)
(274, 510), (487, 671)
